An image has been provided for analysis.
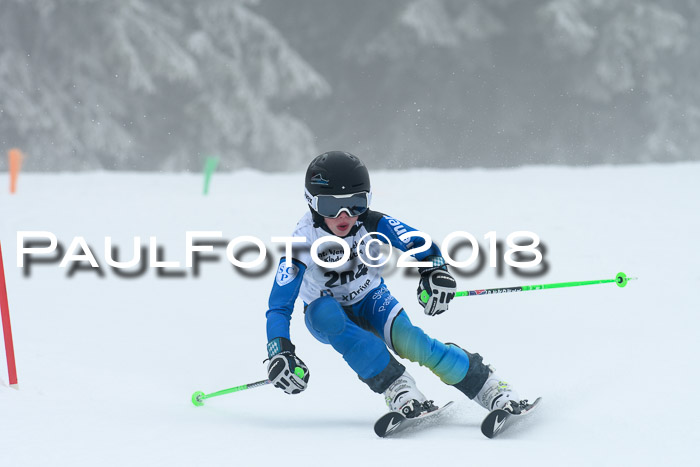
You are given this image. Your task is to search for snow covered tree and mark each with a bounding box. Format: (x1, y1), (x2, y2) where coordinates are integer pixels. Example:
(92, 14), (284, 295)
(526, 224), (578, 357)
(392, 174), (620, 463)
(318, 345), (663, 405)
(338, 0), (700, 165)
(171, 0), (330, 171)
(0, 0), (329, 171)
(2, 0), (698, 170)
(538, 0), (695, 162)
(0, 0), (190, 169)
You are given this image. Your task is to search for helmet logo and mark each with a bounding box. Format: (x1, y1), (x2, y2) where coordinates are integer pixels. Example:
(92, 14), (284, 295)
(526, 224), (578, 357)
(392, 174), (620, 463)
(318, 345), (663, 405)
(310, 173), (329, 186)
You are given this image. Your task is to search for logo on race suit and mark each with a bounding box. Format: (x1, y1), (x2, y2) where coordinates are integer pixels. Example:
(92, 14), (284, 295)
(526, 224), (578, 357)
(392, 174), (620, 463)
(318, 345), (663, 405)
(384, 216), (411, 244)
(276, 262), (299, 286)
(341, 278), (372, 302)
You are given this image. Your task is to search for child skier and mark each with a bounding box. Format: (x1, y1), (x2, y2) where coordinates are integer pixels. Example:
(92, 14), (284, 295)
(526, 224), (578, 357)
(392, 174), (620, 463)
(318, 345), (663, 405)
(265, 151), (527, 420)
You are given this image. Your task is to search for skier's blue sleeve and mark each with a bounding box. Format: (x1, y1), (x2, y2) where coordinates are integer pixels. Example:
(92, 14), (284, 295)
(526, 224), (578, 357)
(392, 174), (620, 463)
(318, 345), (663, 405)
(265, 258), (306, 342)
(370, 212), (442, 260)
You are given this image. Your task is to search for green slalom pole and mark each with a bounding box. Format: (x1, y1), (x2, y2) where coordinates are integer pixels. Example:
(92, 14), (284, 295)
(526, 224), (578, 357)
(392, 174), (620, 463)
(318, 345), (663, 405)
(192, 379), (272, 406)
(454, 271), (637, 298)
(192, 367), (306, 406)
(420, 272), (636, 303)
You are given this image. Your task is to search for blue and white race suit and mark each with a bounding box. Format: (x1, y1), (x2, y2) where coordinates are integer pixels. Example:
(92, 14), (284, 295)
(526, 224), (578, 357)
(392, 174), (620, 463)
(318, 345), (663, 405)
(265, 210), (488, 396)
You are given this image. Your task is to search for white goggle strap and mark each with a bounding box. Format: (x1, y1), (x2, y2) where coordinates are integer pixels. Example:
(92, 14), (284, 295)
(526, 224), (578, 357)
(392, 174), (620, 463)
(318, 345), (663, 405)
(304, 188), (317, 210)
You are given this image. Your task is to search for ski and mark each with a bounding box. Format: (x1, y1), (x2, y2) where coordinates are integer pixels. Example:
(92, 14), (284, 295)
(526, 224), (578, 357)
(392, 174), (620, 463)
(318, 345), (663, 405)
(480, 397), (542, 439)
(374, 401), (454, 438)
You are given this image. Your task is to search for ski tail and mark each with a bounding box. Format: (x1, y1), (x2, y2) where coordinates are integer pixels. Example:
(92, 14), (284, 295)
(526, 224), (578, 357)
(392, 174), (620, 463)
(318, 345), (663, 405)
(481, 397), (541, 439)
(374, 401), (454, 438)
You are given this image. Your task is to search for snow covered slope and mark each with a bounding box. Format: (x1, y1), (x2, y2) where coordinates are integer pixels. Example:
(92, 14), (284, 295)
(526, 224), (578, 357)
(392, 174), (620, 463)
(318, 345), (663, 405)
(1, 164), (698, 466)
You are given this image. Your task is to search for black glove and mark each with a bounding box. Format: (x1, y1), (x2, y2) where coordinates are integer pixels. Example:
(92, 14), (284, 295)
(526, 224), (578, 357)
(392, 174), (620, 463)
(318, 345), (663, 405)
(266, 337), (310, 395)
(417, 256), (456, 316)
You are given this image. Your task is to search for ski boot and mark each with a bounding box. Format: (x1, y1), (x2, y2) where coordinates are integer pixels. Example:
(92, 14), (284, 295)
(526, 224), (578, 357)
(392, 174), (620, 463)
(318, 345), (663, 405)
(384, 371), (438, 418)
(474, 369), (526, 414)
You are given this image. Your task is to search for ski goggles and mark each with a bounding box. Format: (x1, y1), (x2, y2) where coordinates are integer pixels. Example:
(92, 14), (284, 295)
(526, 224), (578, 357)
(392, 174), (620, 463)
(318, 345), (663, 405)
(305, 189), (371, 218)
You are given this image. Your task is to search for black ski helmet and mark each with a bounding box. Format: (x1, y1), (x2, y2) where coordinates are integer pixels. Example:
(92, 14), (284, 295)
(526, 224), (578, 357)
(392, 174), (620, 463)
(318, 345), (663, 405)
(304, 151), (371, 226)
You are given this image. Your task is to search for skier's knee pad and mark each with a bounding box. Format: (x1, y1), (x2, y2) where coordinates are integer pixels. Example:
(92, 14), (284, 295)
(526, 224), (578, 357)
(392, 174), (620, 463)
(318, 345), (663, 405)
(391, 312), (469, 385)
(305, 296), (346, 337)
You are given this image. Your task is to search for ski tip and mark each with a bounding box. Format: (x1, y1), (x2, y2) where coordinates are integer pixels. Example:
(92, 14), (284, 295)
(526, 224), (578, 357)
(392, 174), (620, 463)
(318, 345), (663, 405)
(440, 401), (454, 411)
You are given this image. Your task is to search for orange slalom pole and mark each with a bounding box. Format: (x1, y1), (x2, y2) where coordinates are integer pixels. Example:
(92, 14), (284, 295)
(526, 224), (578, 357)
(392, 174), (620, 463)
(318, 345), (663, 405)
(0, 241), (18, 388)
(8, 148), (24, 194)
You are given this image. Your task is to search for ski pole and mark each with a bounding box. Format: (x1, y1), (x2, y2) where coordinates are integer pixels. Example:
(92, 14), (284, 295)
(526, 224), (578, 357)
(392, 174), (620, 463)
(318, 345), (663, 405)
(191, 379), (272, 406)
(453, 271), (636, 298)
